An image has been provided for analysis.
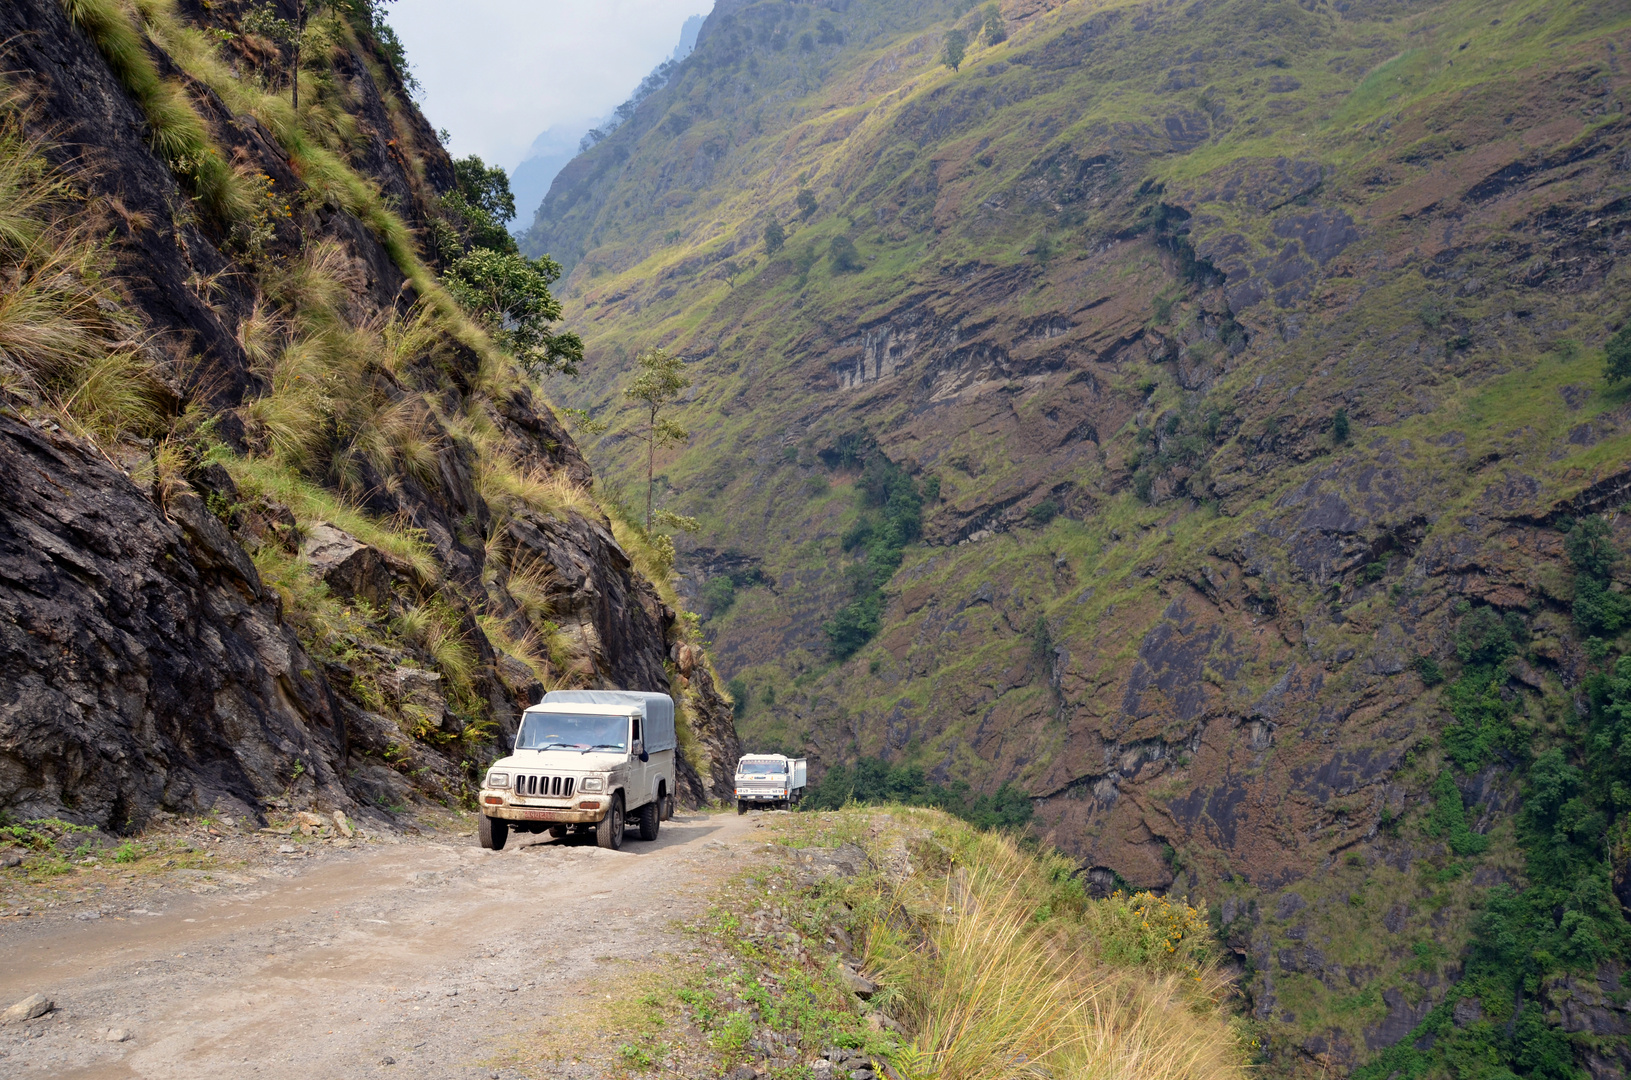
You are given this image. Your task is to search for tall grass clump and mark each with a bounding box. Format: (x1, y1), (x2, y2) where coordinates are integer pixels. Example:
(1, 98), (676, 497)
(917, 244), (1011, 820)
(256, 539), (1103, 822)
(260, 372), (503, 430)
(0, 86), (168, 446)
(58, 0), (252, 225)
(865, 821), (1247, 1080)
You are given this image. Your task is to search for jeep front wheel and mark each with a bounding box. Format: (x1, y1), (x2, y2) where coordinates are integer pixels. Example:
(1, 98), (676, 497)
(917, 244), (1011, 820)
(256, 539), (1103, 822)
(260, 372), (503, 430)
(479, 814), (507, 851)
(596, 795), (625, 850)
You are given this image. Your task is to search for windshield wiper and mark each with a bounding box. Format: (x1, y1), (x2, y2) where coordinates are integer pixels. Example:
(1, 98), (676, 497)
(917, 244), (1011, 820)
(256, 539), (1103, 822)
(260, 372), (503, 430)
(587, 743), (625, 752)
(530, 741), (582, 750)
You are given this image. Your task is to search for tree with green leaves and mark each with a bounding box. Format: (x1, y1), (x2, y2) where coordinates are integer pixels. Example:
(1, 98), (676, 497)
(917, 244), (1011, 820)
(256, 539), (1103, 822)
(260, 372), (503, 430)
(763, 218), (786, 255)
(795, 187), (818, 220)
(942, 28), (968, 71)
(444, 249), (582, 378)
(981, 3), (1008, 44)
(437, 154), (520, 259)
(626, 348), (691, 529)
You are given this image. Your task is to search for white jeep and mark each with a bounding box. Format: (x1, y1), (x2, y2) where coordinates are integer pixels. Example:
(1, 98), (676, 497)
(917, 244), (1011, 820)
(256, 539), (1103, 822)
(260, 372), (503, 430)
(477, 690), (676, 851)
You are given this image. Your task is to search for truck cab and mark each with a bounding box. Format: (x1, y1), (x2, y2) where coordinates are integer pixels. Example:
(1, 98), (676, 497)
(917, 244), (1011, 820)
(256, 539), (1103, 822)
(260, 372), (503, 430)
(734, 754), (807, 813)
(478, 690), (676, 851)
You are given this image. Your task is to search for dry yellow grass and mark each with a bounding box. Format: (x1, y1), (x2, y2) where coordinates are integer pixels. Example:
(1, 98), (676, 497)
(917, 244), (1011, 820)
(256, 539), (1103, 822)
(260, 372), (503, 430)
(868, 829), (1248, 1080)
(0, 84), (167, 448)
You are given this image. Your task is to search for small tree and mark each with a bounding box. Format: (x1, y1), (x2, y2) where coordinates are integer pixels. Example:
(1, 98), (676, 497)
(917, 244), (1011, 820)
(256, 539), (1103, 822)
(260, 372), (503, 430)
(1605, 320), (1631, 383)
(942, 28), (968, 71)
(796, 187), (818, 220)
(243, 0), (336, 110)
(626, 348), (691, 529)
(763, 218), (786, 255)
(445, 249), (582, 377)
(981, 3), (1008, 44)
(1332, 407), (1350, 443)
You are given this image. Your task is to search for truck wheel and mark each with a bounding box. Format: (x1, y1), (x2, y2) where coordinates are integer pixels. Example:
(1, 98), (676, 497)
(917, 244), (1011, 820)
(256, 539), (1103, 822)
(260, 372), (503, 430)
(596, 795), (625, 851)
(737, 800), (748, 815)
(548, 824), (567, 839)
(479, 814), (507, 851)
(637, 799), (660, 842)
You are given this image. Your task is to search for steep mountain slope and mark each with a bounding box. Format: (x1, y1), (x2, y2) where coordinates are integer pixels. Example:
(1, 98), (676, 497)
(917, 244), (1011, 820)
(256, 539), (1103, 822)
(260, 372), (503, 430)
(0, 0), (737, 830)
(523, 0), (1631, 1074)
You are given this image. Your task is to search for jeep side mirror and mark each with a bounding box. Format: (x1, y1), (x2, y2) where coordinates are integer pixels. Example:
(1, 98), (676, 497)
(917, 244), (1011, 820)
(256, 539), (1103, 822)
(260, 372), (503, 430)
(639, 749), (650, 763)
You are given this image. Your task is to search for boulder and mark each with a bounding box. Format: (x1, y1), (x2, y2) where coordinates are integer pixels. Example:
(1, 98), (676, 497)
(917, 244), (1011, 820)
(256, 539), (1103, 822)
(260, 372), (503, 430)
(4, 993), (53, 1021)
(300, 523), (392, 609)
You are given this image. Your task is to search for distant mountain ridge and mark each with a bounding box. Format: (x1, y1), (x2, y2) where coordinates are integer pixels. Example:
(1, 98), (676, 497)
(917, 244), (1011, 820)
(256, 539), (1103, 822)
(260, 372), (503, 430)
(509, 12), (705, 236)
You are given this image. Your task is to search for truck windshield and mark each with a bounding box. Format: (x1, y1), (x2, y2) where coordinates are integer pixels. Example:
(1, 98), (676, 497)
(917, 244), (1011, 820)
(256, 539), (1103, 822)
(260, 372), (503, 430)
(738, 759), (786, 774)
(517, 712), (628, 752)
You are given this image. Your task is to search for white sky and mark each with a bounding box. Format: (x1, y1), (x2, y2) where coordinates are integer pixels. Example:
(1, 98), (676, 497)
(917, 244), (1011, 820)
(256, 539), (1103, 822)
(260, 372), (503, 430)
(385, 0), (714, 171)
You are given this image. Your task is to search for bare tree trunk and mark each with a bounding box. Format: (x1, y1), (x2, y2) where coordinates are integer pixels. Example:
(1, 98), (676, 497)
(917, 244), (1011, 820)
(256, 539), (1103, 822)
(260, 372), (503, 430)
(646, 405), (655, 530)
(292, 0), (304, 110)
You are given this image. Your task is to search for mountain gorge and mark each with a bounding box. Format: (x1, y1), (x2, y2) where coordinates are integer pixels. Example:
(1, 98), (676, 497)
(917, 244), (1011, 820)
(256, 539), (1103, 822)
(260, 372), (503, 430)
(524, 0), (1631, 1074)
(0, 0), (738, 833)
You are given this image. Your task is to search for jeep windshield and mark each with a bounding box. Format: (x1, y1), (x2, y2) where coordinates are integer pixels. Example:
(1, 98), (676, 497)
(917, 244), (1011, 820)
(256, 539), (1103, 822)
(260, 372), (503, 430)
(517, 711), (628, 752)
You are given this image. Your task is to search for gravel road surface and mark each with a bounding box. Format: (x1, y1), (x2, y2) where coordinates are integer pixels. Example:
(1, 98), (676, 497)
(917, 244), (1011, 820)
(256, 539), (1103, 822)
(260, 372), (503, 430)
(0, 811), (760, 1078)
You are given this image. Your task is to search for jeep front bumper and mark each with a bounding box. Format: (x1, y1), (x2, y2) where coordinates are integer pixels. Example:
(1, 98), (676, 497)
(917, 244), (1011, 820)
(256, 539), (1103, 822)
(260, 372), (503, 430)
(480, 792), (606, 823)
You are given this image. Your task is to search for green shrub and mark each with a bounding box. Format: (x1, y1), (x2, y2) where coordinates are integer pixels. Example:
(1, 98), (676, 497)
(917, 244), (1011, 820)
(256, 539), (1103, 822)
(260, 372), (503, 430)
(1412, 655), (1444, 686)
(1423, 770), (1488, 856)
(701, 576), (736, 617)
(829, 234), (863, 273)
(1455, 606), (1515, 667)
(1605, 318), (1631, 382)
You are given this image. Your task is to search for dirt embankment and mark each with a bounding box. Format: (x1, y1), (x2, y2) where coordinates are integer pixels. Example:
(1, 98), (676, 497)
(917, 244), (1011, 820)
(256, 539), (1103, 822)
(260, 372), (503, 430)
(0, 811), (764, 1079)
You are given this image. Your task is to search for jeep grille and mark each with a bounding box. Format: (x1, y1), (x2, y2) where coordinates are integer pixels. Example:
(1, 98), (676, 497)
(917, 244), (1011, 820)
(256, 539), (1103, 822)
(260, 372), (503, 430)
(516, 774), (575, 798)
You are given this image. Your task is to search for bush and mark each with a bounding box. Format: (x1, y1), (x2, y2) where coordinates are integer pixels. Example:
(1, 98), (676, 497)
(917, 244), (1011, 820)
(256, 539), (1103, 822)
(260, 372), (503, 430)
(1412, 655), (1444, 686)
(1332, 407), (1350, 443)
(701, 576), (736, 617)
(1455, 606), (1515, 667)
(1605, 319), (1631, 382)
(1424, 770), (1489, 856)
(830, 234), (863, 273)
(726, 677), (748, 718)
(1566, 515), (1620, 578)
(1027, 499), (1060, 526)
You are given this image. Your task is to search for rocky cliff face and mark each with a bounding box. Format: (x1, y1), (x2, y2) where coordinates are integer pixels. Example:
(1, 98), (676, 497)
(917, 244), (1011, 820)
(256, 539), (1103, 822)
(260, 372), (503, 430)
(522, 0), (1631, 1074)
(0, 0), (737, 831)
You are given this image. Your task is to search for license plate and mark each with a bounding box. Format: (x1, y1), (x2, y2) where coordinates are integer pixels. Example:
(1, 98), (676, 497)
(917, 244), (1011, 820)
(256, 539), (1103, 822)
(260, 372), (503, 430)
(515, 809), (567, 821)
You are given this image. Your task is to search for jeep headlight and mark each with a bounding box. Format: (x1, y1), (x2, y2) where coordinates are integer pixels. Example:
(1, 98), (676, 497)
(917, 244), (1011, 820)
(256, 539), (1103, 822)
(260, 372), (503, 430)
(580, 777), (604, 793)
(485, 771), (510, 789)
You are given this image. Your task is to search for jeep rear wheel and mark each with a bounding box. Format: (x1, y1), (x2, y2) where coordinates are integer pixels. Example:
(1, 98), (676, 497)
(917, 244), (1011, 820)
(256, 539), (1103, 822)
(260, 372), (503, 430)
(479, 814), (507, 851)
(737, 800), (748, 815)
(596, 795), (625, 850)
(636, 799), (660, 842)
(547, 824), (567, 839)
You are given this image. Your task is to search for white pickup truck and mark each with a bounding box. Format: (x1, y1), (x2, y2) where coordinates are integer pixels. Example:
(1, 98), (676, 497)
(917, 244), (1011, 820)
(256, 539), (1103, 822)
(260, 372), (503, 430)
(478, 690), (676, 851)
(735, 754), (807, 813)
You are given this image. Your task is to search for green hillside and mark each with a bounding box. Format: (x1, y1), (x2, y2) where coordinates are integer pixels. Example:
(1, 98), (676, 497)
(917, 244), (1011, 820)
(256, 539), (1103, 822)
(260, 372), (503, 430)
(523, 0), (1631, 1074)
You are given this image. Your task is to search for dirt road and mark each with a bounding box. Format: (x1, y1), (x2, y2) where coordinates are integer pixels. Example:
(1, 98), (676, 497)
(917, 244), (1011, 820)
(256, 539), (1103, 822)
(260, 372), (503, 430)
(0, 812), (761, 1079)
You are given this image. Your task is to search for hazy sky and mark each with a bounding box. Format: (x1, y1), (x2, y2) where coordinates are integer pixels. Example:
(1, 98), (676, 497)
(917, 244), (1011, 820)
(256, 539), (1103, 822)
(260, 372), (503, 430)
(385, 0), (714, 171)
